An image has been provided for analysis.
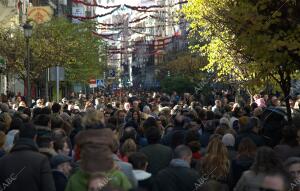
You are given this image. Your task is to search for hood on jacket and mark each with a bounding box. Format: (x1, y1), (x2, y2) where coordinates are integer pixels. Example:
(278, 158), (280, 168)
(10, 138), (39, 153)
(75, 128), (114, 174)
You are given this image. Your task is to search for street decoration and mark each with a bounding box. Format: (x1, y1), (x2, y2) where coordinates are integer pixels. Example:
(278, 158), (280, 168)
(27, 6), (54, 24)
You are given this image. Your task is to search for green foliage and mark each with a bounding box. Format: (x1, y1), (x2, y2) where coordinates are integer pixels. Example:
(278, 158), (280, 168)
(183, 0), (300, 121)
(0, 18), (106, 83)
(182, 0), (300, 95)
(161, 76), (195, 94)
(160, 51), (207, 82)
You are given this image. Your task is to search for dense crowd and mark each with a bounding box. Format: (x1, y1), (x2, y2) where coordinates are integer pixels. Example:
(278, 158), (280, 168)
(0, 90), (300, 191)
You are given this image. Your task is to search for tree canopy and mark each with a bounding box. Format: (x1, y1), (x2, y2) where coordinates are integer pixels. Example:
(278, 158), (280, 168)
(0, 18), (106, 83)
(182, 0), (300, 121)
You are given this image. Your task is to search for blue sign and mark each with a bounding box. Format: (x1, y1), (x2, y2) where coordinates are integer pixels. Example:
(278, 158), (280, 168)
(109, 69), (115, 77)
(96, 79), (105, 87)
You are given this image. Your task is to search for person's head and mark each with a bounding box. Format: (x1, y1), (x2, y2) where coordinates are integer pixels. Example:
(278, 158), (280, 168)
(143, 117), (157, 131)
(238, 116), (251, 132)
(36, 99), (44, 108)
(104, 112), (111, 122)
(144, 127), (161, 144)
(54, 137), (70, 156)
(121, 127), (137, 144)
(284, 157), (300, 182)
(219, 117), (230, 128)
(221, 133), (235, 147)
(143, 105), (151, 114)
(237, 138), (257, 158)
(50, 155), (72, 176)
(174, 145), (193, 164)
(19, 123), (37, 140)
(128, 152), (148, 170)
(184, 129), (200, 145)
(120, 138), (136, 157)
(250, 117), (261, 133)
(82, 110), (105, 129)
(52, 128), (67, 141)
(52, 102), (61, 114)
(41, 107), (51, 115)
(251, 147), (284, 174)
(0, 112), (12, 133)
(132, 110), (140, 121)
(215, 100), (222, 108)
(34, 114), (50, 127)
(116, 110), (126, 122)
(271, 96), (280, 107)
(201, 137), (229, 178)
(133, 101), (139, 110)
(10, 117), (24, 131)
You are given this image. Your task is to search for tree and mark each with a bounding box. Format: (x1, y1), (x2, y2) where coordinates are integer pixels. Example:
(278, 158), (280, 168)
(161, 75), (195, 94)
(0, 18), (106, 84)
(182, 0), (300, 122)
(160, 51), (207, 82)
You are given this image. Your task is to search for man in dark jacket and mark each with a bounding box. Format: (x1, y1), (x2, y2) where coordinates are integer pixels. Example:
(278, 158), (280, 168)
(235, 117), (265, 149)
(140, 126), (172, 176)
(51, 154), (72, 191)
(0, 123), (56, 191)
(153, 145), (200, 191)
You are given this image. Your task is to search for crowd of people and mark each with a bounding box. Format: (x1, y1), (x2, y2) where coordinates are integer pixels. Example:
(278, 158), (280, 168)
(0, 90), (300, 191)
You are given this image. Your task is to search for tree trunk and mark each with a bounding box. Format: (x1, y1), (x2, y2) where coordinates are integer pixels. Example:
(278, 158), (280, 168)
(284, 90), (292, 124)
(280, 72), (292, 124)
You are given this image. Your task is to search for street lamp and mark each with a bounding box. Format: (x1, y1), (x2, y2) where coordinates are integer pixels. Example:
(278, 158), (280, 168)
(23, 22), (33, 107)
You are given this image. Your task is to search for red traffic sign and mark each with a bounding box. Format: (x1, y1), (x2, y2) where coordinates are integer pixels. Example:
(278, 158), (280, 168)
(89, 79), (96, 84)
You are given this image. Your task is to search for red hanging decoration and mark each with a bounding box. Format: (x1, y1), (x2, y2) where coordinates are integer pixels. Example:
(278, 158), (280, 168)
(72, 0), (121, 9)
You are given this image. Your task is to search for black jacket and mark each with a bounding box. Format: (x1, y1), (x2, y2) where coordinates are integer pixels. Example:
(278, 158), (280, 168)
(52, 170), (68, 191)
(153, 163), (200, 191)
(0, 138), (56, 191)
(140, 144), (173, 176)
(231, 155), (254, 188)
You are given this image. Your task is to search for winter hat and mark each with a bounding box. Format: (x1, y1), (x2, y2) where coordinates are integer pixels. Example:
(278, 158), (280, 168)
(75, 128), (114, 173)
(222, 133), (235, 147)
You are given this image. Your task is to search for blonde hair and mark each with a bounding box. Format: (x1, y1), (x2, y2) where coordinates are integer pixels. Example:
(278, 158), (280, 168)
(0, 131), (6, 148)
(82, 110), (105, 129)
(120, 139), (137, 157)
(200, 137), (230, 179)
(2, 113), (12, 133)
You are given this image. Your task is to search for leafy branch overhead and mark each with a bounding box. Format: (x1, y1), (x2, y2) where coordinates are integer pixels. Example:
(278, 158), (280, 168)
(182, 0), (300, 121)
(0, 18), (106, 82)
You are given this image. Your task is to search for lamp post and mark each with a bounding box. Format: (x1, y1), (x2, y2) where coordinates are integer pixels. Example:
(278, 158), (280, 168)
(23, 22), (33, 107)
